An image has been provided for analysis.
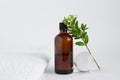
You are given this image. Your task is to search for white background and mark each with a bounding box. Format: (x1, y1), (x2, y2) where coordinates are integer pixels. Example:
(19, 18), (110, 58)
(0, 0), (120, 80)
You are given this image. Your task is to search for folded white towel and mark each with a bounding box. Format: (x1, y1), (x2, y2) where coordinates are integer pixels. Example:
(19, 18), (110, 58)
(0, 54), (47, 80)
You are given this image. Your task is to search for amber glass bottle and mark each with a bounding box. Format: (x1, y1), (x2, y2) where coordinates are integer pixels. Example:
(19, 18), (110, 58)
(55, 22), (73, 74)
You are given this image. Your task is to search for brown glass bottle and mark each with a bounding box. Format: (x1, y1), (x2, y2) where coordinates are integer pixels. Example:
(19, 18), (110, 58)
(55, 23), (73, 74)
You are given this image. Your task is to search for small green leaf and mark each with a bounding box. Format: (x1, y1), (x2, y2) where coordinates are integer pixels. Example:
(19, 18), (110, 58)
(81, 24), (87, 31)
(84, 35), (89, 44)
(81, 24), (85, 30)
(74, 35), (80, 39)
(72, 17), (76, 24)
(77, 27), (81, 33)
(85, 27), (88, 30)
(75, 22), (79, 30)
(72, 34), (77, 37)
(81, 32), (87, 38)
(75, 21), (78, 27)
(75, 41), (85, 46)
(74, 37), (80, 39)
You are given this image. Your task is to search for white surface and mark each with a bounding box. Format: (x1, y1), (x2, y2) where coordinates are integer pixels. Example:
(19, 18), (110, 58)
(0, 54), (47, 80)
(0, 0), (120, 80)
(41, 57), (119, 80)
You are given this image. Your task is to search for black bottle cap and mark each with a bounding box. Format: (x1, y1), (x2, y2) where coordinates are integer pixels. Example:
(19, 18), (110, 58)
(59, 22), (67, 30)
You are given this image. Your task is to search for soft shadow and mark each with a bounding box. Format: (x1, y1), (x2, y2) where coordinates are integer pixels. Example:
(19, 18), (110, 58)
(44, 59), (55, 74)
(45, 66), (54, 74)
(24, 52), (52, 74)
(23, 52), (55, 74)
(26, 53), (50, 63)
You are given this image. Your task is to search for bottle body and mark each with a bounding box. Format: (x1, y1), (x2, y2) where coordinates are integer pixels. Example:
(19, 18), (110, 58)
(55, 30), (73, 74)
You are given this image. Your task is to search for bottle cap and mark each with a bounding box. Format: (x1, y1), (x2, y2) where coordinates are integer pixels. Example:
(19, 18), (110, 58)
(59, 22), (67, 30)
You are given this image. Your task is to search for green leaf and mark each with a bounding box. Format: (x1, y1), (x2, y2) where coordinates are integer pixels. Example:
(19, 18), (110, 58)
(81, 24), (87, 31)
(75, 22), (79, 30)
(74, 35), (81, 39)
(77, 27), (81, 33)
(71, 34), (77, 37)
(74, 37), (80, 39)
(75, 41), (85, 46)
(81, 32), (87, 38)
(75, 21), (78, 26)
(81, 24), (85, 30)
(84, 35), (89, 44)
(73, 17), (77, 23)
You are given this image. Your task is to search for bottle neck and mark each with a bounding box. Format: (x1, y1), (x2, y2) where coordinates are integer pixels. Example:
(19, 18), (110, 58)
(60, 29), (67, 33)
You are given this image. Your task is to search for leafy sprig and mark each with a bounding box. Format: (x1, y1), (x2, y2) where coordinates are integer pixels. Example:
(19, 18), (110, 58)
(63, 15), (100, 70)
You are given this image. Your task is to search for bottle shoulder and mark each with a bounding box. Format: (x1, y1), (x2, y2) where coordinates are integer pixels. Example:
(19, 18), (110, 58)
(55, 33), (73, 40)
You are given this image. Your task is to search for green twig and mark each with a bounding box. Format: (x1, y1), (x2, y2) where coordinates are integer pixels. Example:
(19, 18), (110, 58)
(63, 15), (101, 70)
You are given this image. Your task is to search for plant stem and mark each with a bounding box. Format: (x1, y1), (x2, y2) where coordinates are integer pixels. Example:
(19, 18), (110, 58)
(84, 44), (100, 70)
